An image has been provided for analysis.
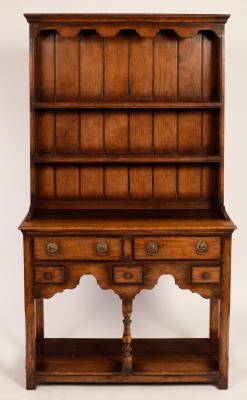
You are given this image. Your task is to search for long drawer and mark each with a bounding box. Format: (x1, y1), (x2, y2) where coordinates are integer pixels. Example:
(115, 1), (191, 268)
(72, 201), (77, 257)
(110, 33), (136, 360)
(33, 237), (123, 261)
(134, 237), (221, 260)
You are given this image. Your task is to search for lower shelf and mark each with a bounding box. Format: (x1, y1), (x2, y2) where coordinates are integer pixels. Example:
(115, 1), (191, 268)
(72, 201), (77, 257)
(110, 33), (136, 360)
(36, 338), (219, 384)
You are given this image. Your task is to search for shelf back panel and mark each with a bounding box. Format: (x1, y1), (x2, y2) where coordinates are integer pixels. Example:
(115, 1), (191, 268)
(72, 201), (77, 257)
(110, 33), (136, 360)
(35, 30), (220, 102)
(35, 109), (219, 156)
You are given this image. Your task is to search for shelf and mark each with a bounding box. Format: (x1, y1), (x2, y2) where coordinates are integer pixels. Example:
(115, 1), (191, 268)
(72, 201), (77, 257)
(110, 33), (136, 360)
(33, 155), (221, 164)
(36, 338), (219, 384)
(32, 101), (222, 110)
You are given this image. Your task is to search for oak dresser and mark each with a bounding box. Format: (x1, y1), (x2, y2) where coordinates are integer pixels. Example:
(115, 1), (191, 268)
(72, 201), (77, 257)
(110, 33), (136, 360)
(19, 14), (236, 389)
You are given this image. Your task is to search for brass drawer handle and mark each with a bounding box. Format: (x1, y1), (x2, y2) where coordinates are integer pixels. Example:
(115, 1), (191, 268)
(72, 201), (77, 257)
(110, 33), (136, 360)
(196, 241), (208, 255)
(47, 242), (58, 256)
(96, 241), (108, 255)
(124, 272), (132, 279)
(146, 241), (159, 256)
(202, 272), (210, 280)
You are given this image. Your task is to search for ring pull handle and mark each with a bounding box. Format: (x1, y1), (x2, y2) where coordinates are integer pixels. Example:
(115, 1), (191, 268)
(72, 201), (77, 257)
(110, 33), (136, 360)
(146, 241), (159, 256)
(96, 241), (108, 256)
(47, 242), (58, 256)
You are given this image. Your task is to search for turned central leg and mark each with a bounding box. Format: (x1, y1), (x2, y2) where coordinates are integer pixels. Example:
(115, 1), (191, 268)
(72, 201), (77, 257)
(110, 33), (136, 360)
(121, 298), (133, 375)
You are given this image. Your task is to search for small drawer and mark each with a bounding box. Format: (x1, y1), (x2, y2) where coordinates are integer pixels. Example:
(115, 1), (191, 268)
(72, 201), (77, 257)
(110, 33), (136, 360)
(113, 266), (143, 284)
(191, 266), (220, 283)
(33, 237), (122, 261)
(34, 266), (64, 283)
(134, 237), (221, 260)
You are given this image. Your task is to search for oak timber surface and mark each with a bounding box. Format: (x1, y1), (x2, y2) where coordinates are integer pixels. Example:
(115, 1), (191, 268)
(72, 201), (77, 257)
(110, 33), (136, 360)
(25, 14), (230, 23)
(21, 13), (234, 389)
(36, 338), (218, 381)
(20, 210), (236, 234)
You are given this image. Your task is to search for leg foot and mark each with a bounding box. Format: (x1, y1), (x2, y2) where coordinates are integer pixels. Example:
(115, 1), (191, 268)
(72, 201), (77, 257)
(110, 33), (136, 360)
(26, 378), (36, 390)
(217, 377), (228, 389)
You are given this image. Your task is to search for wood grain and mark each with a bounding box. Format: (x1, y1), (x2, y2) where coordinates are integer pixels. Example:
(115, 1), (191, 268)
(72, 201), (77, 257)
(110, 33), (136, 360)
(178, 35), (202, 100)
(129, 166), (152, 200)
(34, 236), (123, 261)
(56, 111), (79, 153)
(134, 237), (221, 260)
(153, 111), (177, 154)
(80, 32), (103, 99)
(105, 112), (128, 154)
(178, 166), (202, 200)
(129, 112), (152, 154)
(35, 32), (54, 101)
(80, 166), (104, 199)
(35, 338), (219, 382)
(55, 36), (79, 101)
(36, 166), (55, 200)
(56, 166), (79, 199)
(104, 33), (129, 99)
(130, 35), (153, 99)
(154, 32), (177, 100)
(105, 166), (129, 199)
(80, 112), (103, 154)
(36, 112), (55, 153)
(191, 266), (221, 283)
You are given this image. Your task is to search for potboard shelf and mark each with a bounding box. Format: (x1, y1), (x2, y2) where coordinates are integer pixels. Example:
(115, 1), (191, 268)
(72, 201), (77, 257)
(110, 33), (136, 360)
(36, 338), (219, 384)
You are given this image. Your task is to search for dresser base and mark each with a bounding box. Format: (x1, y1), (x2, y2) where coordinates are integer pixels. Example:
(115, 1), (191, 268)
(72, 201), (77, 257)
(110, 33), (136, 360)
(36, 338), (220, 385)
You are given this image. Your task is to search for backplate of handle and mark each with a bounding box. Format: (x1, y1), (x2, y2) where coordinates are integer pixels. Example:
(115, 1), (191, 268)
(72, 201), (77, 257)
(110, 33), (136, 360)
(196, 241), (208, 255)
(96, 241), (108, 255)
(47, 242), (58, 256)
(146, 241), (159, 256)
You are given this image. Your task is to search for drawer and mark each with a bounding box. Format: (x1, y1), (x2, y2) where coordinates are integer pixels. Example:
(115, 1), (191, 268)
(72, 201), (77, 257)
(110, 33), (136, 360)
(191, 266), (221, 283)
(34, 266), (64, 283)
(34, 237), (122, 261)
(113, 266), (143, 284)
(134, 237), (221, 260)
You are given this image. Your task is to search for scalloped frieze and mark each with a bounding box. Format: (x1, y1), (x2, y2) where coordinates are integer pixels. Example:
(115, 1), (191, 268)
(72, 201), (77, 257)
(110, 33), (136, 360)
(33, 263), (221, 300)
(30, 23), (224, 39)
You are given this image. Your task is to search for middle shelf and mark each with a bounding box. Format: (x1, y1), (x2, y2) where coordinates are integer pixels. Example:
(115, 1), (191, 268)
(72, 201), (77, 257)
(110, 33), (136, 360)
(32, 101), (223, 110)
(33, 155), (221, 164)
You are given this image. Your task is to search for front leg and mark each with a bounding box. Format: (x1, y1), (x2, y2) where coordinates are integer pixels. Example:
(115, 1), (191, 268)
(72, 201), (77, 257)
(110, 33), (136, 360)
(121, 298), (133, 375)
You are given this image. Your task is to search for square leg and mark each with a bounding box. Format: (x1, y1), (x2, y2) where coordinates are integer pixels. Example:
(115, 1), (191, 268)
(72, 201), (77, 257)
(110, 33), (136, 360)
(217, 236), (231, 389)
(23, 235), (36, 390)
(210, 298), (219, 339)
(35, 298), (44, 339)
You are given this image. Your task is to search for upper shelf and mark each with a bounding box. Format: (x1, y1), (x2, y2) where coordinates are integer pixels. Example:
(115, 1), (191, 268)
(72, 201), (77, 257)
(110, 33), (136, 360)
(32, 101), (223, 110)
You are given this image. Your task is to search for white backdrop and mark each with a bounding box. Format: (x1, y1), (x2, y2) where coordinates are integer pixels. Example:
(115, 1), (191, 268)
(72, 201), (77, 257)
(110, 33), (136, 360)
(0, 1), (246, 399)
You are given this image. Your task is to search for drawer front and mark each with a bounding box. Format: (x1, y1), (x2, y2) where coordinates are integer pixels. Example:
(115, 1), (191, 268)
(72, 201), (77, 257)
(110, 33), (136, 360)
(34, 266), (64, 283)
(191, 266), (221, 283)
(134, 237), (221, 260)
(113, 266), (143, 284)
(34, 237), (122, 261)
